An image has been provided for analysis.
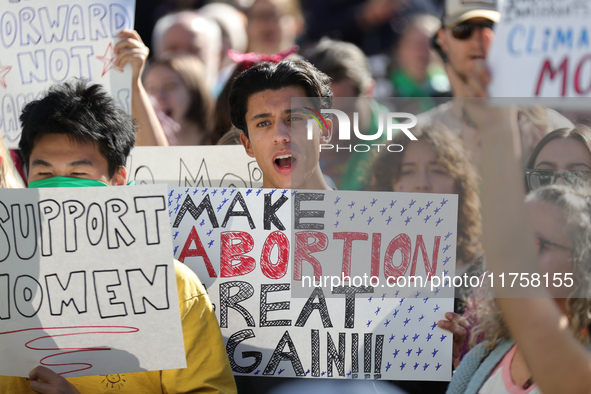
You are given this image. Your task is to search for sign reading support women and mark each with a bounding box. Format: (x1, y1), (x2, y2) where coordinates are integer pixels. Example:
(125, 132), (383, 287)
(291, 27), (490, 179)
(0, 185), (186, 377)
(170, 187), (457, 381)
(489, 0), (591, 105)
(0, 0), (135, 147)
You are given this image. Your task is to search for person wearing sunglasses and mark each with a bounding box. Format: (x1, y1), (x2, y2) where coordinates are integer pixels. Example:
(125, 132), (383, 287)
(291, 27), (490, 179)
(525, 125), (591, 191)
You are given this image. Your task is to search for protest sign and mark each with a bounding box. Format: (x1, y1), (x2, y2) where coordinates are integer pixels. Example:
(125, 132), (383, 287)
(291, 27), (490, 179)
(127, 146), (263, 188)
(170, 187), (457, 381)
(0, 0), (135, 148)
(0, 185), (186, 377)
(488, 0), (591, 106)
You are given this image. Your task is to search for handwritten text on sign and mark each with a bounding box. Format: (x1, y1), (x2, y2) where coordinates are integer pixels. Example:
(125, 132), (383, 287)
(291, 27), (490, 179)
(0, 0), (135, 147)
(170, 188), (457, 381)
(0, 185), (186, 377)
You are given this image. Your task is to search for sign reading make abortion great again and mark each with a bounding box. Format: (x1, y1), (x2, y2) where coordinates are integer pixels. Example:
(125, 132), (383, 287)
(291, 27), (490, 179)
(0, 0), (135, 148)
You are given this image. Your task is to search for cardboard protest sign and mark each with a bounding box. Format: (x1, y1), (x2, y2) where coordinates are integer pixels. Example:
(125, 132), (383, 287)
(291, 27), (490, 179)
(0, 185), (186, 377)
(127, 146), (263, 188)
(0, 0), (135, 148)
(170, 187), (457, 381)
(489, 0), (591, 106)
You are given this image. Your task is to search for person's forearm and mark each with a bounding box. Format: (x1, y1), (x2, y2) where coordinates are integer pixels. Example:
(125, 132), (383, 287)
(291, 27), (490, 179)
(132, 84), (169, 146)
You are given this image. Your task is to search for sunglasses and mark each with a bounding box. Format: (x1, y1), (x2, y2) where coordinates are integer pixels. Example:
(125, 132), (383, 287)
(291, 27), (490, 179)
(525, 169), (591, 190)
(536, 237), (572, 253)
(450, 20), (495, 40)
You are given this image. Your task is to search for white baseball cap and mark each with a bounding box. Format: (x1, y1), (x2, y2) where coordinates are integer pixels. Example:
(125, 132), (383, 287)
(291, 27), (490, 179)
(443, 0), (500, 26)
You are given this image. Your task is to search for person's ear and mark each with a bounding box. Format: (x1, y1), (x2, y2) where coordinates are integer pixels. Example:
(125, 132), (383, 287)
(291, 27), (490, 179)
(0, 154), (4, 168)
(436, 28), (449, 56)
(363, 79), (376, 98)
(240, 132), (255, 158)
(321, 119), (332, 144)
(111, 166), (128, 186)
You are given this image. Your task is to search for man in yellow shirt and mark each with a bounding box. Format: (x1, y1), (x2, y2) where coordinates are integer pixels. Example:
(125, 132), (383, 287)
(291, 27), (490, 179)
(0, 80), (236, 394)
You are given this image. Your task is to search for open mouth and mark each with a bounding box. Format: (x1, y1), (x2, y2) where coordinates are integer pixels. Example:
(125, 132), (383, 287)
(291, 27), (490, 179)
(275, 154), (292, 168)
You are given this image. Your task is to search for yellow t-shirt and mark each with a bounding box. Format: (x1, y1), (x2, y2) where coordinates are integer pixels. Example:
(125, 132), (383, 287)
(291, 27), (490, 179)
(0, 261), (237, 394)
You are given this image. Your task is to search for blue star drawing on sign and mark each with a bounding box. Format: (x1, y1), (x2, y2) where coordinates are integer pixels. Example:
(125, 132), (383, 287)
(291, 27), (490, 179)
(254, 370), (260, 375)
(440, 334), (447, 342)
(426, 201), (433, 209)
(394, 290), (400, 297)
(221, 188), (227, 195)
(418, 314), (425, 322)
(386, 362), (392, 372)
(176, 194), (183, 203)
(442, 244), (451, 253)
(393, 349), (400, 358)
(384, 319), (391, 327)
(212, 189), (217, 196)
(423, 363), (429, 371)
(278, 369), (285, 375)
(406, 349), (413, 357)
(434, 287), (441, 295)
(382, 293), (386, 300)
(184, 188), (190, 194)
(431, 322), (437, 330)
(423, 297), (429, 303)
(246, 189), (253, 196)
(433, 305), (440, 312)
(375, 307), (381, 315)
(407, 305), (414, 313)
(334, 221), (339, 228)
(389, 334), (395, 343)
(435, 218), (443, 227)
(367, 216), (374, 225)
(346, 371), (351, 377)
(424, 215), (431, 223)
(401, 335), (408, 343)
(400, 362), (406, 371)
(201, 188), (208, 195)
(368, 297), (373, 302)
(399, 298), (405, 306)
(321, 371), (326, 376)
(393, 309), (399, 318)
(443, 270), (449, 277)
(390, 200), (396, 208)
(169, 210), (173, 216)
(208, 240), (215, 248)
(360, 206), (367, 214)
(336, 209), (341, 217)
(380, 207), (387, 215)
(216, 204), (223, 212)
(168, 199), (172, 207)
(436, 363), (442, 371)
(417, 348), (423, 356)
(413, 362), (419, 370)
(412, 334), (419, 342)
(292, 190), (298, 196)
(403, 318), (411, 326)
(371, 198), (377, 206)
(282, 189), (288, 195)
(168, 190), (174, 197)
(386, 216), (393, 225)
(173, 245), (179, 255)
(440, 198), (448, 207)
(193, 189), (199, 195)
(173, 231), (179, 239)
(348, 201), (355, 209)
(305, 369), (310, 376)
(417, 207), (424, 216)
(443, 256), (451, 266)
(256, 189), (263, 196)
(434, 207), (440, 215)
(200, 219), (205, 226)
(415, 291), (421, 298)
(230, 189), (236, 195)
(334, 197), (340, 205)
(432, 349), (439, 357)
(444, 231), (453, 241)
(221, 198), (229, 205)
(366, 320), (372, 327)
(207, 229), (214, 236)
(409, 199), (416, 208)
(400, 207), (407, 216)
(405, 216), (412, 226)
(426, 333), (433, 342)
(350, 213), (355, 221)
(174, 205), (181, 214)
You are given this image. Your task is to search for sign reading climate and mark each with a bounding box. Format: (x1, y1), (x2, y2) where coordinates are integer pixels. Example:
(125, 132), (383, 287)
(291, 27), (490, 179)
(304, 107), (418, 153)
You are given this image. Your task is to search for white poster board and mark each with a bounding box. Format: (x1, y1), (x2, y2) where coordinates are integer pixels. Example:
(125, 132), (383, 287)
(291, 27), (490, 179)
(170, 187), (457, 381)
(127, 146), (263, 188)
(489, 0), (591, 106)
(0, 0), (135, 148)
(0, 185), (186, 377)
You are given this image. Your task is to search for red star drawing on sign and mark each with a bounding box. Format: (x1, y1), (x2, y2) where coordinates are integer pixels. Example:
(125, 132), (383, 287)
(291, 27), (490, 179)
(0, 62), (12, 89)
(96, 42), (124, 76)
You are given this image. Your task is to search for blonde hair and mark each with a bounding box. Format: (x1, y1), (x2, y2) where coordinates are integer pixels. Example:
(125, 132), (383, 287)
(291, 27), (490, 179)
(0, 138), (24, 188)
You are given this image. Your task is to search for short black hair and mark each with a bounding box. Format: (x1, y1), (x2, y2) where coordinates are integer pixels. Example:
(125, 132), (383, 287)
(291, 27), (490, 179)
(228, 59), (333, 137)
(19, 79), (136, 178)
